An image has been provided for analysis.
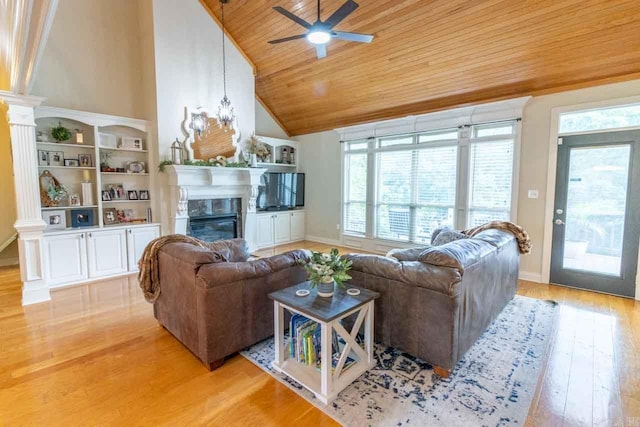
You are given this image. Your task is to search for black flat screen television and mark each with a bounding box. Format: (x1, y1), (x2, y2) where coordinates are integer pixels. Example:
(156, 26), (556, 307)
(257, 172), (305, 210)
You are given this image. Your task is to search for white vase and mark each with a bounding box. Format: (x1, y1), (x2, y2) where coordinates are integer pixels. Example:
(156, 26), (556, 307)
(250, 153), (258, 167)
(317, 278), (335, 298)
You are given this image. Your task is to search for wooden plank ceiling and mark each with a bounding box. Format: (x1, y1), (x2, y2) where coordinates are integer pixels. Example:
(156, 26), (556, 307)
(202, 0), (640, 136)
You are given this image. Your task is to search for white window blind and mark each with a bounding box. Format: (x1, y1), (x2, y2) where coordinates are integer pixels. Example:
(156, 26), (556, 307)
(343, 141), (368, 234)
(342, 121), (518, 244)
(468, 133), (514, 227)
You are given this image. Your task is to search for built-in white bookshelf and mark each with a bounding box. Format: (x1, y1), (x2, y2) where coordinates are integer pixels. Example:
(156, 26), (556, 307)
(254, 135), (299, 170)
(35, 107), (156, 233)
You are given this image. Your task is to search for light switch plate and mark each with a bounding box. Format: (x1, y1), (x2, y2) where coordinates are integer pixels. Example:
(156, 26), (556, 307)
(528, 190), (539, 199)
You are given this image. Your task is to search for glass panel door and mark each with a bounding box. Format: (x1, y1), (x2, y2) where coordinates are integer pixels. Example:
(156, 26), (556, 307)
(550, 131), (640, 297)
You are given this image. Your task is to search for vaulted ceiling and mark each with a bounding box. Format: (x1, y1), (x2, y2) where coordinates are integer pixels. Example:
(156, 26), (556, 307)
(202, 0), (640, 136)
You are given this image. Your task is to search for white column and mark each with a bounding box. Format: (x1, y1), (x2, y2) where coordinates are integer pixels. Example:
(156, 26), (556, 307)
(0, 92), (48, 305)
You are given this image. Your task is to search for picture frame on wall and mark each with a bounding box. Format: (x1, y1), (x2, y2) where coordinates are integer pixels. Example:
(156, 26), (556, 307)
(103, 208), (118, 225)
(38, 150), (49, 166)
(49, 151), (64, 167)
(70, 209), (94, 228)
(43, 209), (67, 230)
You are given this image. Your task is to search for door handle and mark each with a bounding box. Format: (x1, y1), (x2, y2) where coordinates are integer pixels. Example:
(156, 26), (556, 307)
(554, 219), (565, 225)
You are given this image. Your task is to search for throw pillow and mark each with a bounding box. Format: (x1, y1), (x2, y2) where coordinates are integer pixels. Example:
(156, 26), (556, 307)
(432, 229), (469, 246)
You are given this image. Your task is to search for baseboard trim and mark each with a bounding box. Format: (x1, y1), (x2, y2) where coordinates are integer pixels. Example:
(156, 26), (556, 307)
(304, 235), (342, 246)
(0, 257), (19, 267)
(519, 271), (543, 283)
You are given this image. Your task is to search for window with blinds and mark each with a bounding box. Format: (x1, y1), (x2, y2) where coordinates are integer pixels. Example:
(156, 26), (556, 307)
(343, 140), (368, 234)
(468, 123), (515, 227)
(342, 121), (517, 243)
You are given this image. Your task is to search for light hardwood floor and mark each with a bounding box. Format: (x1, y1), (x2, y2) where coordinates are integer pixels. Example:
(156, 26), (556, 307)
(0, 241), (638, 426)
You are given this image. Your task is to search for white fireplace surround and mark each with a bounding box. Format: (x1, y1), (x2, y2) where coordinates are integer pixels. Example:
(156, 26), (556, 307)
(165, 165), (267, 249)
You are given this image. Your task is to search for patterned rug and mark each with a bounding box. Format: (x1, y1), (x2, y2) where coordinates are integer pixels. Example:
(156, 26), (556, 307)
(240, 296), (558, 427)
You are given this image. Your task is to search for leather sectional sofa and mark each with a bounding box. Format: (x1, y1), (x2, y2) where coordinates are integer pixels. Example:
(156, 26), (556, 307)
(153, 238), (309, 370)
(344, 228), (520, 377)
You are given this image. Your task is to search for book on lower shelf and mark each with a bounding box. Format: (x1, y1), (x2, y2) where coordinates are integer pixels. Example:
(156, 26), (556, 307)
(288, 314), (356, 373)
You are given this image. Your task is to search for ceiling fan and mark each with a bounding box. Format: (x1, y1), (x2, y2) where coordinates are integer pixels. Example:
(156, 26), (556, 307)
(269, 0), (374, 59)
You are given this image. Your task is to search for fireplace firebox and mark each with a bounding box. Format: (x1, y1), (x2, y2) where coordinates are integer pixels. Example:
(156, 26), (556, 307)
(187, 198), (242, 242)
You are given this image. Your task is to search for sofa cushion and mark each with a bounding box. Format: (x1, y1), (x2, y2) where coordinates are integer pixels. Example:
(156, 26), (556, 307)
(386, 246), (429, 262)
(471, 229), (515, 249)
(418, 238), (497, 270)
(161, 242), (228, 267)
(432, 228), (469, 246)
(207, 238), (250, 262)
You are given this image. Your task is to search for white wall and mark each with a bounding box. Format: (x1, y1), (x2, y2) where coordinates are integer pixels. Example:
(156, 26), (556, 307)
(152, 0), (255, 161)
(298, 79), (640, 281)
(296, 131), (342, 242)
(151, 0), (255, 231)
(31, 0), (145, 118)
(256, 99), (288, 139)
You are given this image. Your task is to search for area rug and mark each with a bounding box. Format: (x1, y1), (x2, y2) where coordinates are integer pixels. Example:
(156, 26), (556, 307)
(240, 296), (558, 427)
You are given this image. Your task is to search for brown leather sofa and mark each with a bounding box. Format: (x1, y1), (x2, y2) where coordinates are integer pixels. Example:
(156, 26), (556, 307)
(154, 238), (309, 370)
(344, 229), (520, 377)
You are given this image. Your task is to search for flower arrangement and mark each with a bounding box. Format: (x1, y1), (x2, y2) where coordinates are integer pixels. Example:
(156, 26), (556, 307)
(243, 135), (271, 161)
(301, 248), (353, 288)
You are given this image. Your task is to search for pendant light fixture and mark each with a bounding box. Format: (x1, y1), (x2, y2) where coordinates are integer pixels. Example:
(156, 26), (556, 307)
(216, 0), (235, 132)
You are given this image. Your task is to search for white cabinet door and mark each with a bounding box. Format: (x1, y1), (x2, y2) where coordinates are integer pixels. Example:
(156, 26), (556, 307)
(256, 214), (275, 248)
(291, 211), (305, 241)
(44, 233), (88, 287)
(127, 226), (160, 272)
(87, 229), (128, 278)
(274, 212), (292, 244)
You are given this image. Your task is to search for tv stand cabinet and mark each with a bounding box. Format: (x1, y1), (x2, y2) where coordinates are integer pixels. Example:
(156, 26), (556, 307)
(255, 210), (305, 249)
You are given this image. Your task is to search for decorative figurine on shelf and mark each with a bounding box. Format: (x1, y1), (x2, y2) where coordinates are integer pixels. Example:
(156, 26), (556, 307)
(39, 170), (67, 207)
(51, 122), (72, 142)
(242, 134), (270, 167)
(171, 138), (183, 165)
(100, 152), (115, 172)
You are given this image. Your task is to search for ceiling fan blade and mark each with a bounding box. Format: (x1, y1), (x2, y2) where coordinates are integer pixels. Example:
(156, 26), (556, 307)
(324, 0), (359, 29)
(315, 44), (327, 59)
(273, 6), (312, 29)
(332, 31), (373, 43)
(268, 34), (307, 44)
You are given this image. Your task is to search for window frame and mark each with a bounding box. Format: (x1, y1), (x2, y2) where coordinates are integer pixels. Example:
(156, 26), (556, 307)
(341, 120), (521, 245)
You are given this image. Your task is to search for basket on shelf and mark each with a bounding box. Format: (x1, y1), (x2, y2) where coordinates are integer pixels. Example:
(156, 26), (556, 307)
(39, 170), (67, 207)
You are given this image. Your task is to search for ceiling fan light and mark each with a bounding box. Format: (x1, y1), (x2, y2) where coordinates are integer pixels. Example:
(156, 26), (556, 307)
(307, 30), (331, 45)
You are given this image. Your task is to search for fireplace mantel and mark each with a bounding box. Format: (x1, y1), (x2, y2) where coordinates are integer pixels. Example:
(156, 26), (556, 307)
(165, 165), (267, 249)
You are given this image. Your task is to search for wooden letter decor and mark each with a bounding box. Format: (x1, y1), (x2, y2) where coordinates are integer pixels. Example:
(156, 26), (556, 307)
(191, 117), (236, 160)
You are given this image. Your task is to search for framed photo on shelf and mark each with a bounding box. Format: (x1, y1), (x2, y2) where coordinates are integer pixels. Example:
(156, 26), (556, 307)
(101, 190), (112, 202)
(49, 151), (64, 167)
(70, 209), (94, 228)
(43, 209), (66, 230)
(38, 150), (49, 166)
(78, 154), (92, 167)
(99, 133), (117, 149)
(139, 190), (150, 200)
(69, 193), (81, 206)
(127, 190), (138, 200)
(103, 208), (118, 225)
(117, 209), (134, 223)
(64, 159), (79, 167)
(121, 137), (143, 150)
(126, 161), (146, 174)
(105, 183), (125, 200)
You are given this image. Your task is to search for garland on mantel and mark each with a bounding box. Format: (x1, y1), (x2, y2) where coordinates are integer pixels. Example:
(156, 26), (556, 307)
(158, 159), (249, 172)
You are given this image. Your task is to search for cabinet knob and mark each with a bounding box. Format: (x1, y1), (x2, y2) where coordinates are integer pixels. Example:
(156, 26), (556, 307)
(89, 232), (92, 238)
(128, 229), (132, 234)
(81, 234), (85, 239)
